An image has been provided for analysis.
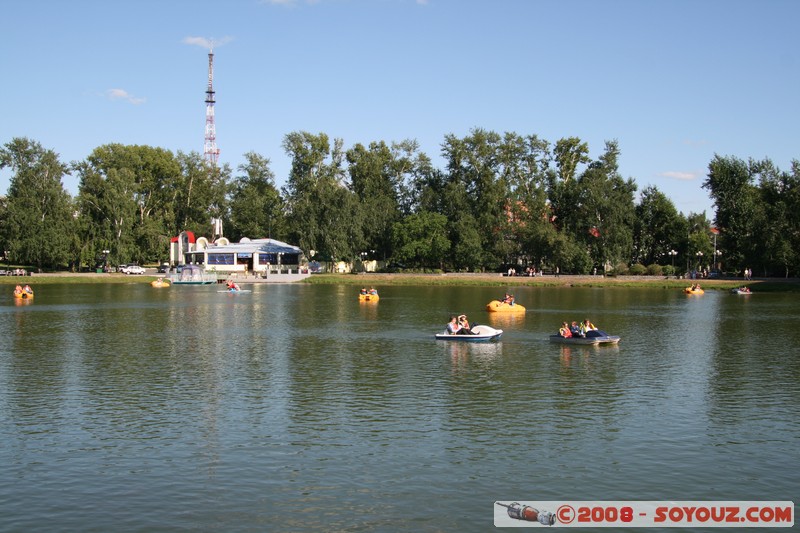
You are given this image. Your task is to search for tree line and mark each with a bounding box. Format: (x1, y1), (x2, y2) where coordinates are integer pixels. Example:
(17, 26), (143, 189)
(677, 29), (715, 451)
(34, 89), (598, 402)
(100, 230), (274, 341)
(1, 132), (798, 277)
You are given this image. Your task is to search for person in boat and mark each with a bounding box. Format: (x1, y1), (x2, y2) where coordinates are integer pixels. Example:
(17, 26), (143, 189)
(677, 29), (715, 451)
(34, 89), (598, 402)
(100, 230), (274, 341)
(368, 287), (378, 295)
(570, 321), (584, 337)
(14, 285), (23, 296)
(500, 293), (515, 305)
(447, 315), (462, 334)
(226, 279), (240, 291)
(360, 287), (368, 295)
(559, 322), (573, 338)
(457, 314), (476, 334)
(23, 284), (33, 295)
(580, 319), (597, 335)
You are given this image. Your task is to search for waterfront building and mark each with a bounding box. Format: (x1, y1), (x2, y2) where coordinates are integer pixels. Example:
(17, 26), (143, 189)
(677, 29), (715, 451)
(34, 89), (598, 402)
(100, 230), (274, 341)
(169, 231), (309, 280)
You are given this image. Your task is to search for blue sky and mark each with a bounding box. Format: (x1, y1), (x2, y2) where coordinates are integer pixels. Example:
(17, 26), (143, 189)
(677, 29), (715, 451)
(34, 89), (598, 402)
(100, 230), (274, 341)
(2, 0), (798, 218)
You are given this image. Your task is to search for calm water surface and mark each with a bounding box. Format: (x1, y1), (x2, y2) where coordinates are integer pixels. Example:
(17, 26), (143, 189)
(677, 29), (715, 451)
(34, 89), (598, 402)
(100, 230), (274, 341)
(1, 283), (798, 531)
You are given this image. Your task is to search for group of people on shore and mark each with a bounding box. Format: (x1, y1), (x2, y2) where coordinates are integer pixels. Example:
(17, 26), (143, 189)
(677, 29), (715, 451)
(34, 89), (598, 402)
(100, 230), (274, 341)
(558, 319), (597, 338)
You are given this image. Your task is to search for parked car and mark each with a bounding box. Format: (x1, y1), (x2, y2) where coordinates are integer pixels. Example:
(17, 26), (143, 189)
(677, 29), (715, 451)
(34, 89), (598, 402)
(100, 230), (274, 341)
(157, 262), (170, 274)
(122, 265), (146, 275)
(116, 264), (128, 273)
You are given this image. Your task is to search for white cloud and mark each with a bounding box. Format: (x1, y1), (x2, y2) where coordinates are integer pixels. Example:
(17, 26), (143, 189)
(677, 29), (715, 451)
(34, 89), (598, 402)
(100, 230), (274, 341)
(105, 88), (145, 105)
(182, 36), (234, 50)
(660, 171), (700, 181)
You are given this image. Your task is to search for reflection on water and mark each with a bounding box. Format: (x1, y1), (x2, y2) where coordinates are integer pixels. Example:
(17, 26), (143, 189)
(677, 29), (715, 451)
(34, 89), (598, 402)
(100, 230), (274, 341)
(1, 284), (798, 531)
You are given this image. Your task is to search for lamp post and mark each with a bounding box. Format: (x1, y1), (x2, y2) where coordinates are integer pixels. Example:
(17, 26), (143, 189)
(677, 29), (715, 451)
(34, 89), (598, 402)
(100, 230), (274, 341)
(668, 249), (677, 268)
(714, 250), (722, 271)
(696, 251), (703, 269)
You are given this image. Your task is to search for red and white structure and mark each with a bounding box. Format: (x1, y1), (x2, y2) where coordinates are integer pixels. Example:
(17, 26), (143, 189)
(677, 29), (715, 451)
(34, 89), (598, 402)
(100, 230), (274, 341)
(203, 50), (220, 166)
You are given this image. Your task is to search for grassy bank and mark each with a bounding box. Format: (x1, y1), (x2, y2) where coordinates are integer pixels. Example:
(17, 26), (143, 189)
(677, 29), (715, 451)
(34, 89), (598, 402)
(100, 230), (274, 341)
(4, 271), (799, 292)
(304, 272), (800, 292)
(0, 273), (159, 285)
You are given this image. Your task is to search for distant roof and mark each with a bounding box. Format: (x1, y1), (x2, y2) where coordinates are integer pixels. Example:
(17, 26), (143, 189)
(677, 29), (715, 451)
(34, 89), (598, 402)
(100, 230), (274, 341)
(204, 238), (302, 255)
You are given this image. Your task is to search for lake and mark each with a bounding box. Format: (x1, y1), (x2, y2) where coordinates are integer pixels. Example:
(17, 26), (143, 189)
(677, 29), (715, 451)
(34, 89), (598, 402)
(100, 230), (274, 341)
(1, 283), (798, 531)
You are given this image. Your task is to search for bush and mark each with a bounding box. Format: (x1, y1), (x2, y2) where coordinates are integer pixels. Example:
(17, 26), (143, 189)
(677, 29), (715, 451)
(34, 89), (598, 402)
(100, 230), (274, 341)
(646, 263), (664, 276)
(612, 262), (630, 276)
(662, 265), (676, 277)
(629, 263), (647, 276)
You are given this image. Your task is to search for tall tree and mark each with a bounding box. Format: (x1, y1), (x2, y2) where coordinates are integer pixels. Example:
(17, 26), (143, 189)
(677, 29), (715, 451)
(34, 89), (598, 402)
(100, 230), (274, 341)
(0, 138), (74, 269)
(282, 131), (362, 261)
(703, 155), (760, 272)
(390, 139), (431, 216)
(391, 211), (450, 269)
(547, 137), (591, 237)
(551, 140), (636, 272)
(228, 152), (285, 241)
(498, 133), (553, 267)
(172, 151), (230, 239)
(442, 129), (509, 268)
(634, 185), (685, 266)
(553, 136), (590, 183)
(347, 141), (402, 261)
(751, 158), (798, 277)
(75, 144), (183, 265)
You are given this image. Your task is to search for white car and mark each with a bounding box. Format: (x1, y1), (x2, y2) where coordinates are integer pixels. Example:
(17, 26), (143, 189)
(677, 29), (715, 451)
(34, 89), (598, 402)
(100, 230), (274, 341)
(122, 265), (146, 275)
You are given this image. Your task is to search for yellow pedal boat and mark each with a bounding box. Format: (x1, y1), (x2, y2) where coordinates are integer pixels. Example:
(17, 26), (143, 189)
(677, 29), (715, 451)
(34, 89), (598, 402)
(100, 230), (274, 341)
(486, 300), (525, 313)
(359, 292), (379, 302)
(151, 279), (170, 288)
(684, 287), (704, 294)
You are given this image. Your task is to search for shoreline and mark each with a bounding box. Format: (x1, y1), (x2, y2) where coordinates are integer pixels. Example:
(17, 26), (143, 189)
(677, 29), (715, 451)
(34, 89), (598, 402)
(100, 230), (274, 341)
(304, 272), (799, 292)
(4, 271), (798, 292)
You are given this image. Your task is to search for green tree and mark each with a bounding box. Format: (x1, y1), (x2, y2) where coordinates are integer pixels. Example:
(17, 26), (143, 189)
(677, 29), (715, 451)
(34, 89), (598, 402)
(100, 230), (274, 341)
(553, 136), (590, 183)
(551, 140), (636, 272)
(685, 212), (713, 273)
(282, 132), (362, 261)
(703, 155), (759, 273)
(75, 144), (183, 265)
(441, 129), (509, 269)
(74, 158), (138, 265)
(751, 158), (799, 277)
(547, 137), (592, 240)
(228, 152), (285, 241)
(499, 133), (554, 267)
(347, 141), (403, 261)
(634, 185), (685, 266)
(391, 211), (450, 269)
(0, 138), (74, 269)
(172, 151), (231, 239)
(391, 139), (432, 216)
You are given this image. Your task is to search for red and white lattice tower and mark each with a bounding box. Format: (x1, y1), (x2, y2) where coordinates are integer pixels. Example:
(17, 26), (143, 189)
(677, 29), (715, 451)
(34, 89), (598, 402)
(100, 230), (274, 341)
(203, 50), (220, 166)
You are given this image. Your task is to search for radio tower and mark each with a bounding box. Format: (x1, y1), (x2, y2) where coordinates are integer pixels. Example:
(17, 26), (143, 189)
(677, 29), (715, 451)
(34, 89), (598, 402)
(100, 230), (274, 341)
(203, 49), (220, 166)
